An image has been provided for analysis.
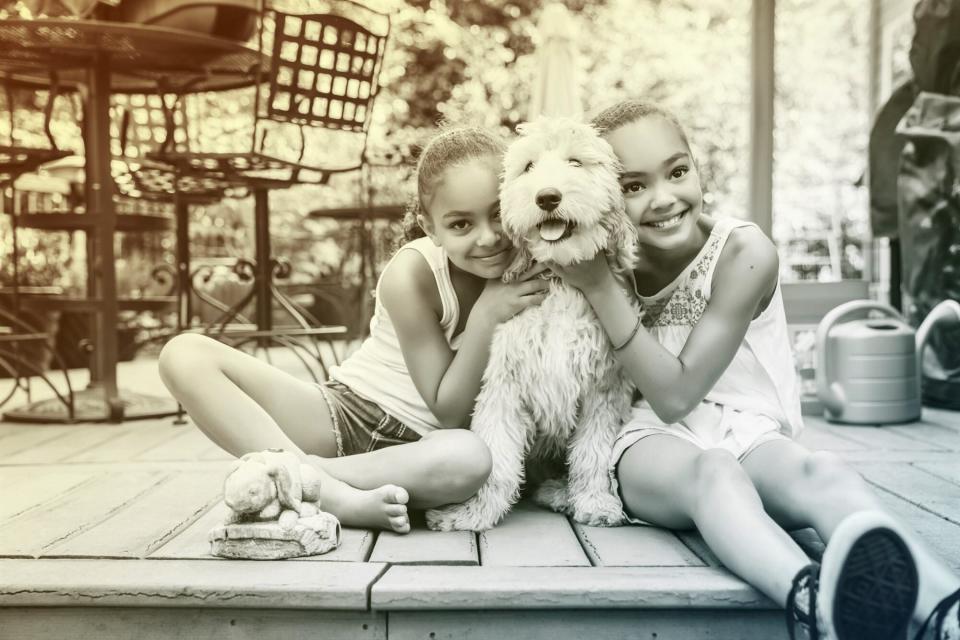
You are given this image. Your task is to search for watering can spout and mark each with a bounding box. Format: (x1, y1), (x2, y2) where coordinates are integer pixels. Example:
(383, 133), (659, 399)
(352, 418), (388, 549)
(915, 300), (960, 365)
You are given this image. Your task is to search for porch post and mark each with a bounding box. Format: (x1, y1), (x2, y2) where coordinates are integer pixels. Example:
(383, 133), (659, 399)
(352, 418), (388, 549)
(750, 0), (775, 238)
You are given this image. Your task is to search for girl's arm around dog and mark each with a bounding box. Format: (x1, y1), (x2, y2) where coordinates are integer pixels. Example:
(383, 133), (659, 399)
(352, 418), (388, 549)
(381, 252), (549, 429)
(553, 226), (778, 424)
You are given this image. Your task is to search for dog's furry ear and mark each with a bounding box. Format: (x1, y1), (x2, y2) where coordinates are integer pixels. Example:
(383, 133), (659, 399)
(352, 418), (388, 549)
(502, 242), (534, 283)
(603, 204), (639, 276)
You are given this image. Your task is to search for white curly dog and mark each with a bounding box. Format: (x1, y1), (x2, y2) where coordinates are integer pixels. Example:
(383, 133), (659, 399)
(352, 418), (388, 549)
(426, 118), (638, 532)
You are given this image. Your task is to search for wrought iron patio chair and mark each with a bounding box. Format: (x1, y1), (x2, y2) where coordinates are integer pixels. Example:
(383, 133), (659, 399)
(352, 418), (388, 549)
(0, 77), (76, 421)
(149, 0), (391, 379)
(153, 0), (391, 188)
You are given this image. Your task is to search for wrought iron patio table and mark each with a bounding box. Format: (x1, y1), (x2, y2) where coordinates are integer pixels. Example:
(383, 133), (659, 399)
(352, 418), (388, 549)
(0, 18), (262, 421)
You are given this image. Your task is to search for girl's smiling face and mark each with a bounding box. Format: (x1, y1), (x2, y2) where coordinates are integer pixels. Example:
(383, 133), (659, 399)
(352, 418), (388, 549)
(605, 116), (704, 254)
(419, 157), (514, 279)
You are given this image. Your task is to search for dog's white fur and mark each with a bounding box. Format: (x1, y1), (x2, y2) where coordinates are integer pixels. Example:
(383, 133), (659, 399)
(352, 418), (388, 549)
(426, 118), (638, 532)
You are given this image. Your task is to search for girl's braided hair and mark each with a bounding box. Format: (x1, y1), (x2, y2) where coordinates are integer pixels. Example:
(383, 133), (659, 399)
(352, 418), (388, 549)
(590, 99), (692, 153)
(399, 126), (507, 245)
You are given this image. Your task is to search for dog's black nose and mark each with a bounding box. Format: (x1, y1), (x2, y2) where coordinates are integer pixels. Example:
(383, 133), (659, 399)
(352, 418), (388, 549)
(536, 188), (562, 212)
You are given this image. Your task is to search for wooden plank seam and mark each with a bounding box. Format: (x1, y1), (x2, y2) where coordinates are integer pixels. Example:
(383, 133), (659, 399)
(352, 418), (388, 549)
(3, 473), (102, 523)
(39, 473), (170, 555)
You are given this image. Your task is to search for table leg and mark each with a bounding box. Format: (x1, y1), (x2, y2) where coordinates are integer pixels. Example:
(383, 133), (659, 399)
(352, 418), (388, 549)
(253, 187), (272, 341)
(175, 198), (191, 332)
(86, 55), (123, 422)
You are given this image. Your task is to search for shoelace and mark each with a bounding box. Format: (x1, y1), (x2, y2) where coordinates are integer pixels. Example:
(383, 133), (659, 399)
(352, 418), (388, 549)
(915, 587), (960, 640)
(787, 563), (821, 640)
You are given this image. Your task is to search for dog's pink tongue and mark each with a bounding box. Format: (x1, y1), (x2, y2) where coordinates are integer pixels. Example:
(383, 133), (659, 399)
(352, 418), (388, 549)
(539, 220), (567, 241)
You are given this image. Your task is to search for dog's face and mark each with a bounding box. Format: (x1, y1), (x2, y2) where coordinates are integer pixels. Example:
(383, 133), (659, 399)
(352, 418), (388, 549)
(500, 118), (626, 267)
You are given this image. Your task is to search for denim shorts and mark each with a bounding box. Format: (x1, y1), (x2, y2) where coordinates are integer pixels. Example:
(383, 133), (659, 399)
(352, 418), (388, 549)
(318, 379), (421, 457)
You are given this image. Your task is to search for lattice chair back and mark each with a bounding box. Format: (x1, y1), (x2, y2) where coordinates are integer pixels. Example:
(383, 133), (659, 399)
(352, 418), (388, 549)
(251, 1), (390, 172)
(111, 93), (191, 161)
(0, 74), (71, 186)
(111, 93), (229, 204)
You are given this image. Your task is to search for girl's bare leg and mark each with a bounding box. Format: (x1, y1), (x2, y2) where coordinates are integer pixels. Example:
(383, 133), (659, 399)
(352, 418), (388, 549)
(320, 429), (492, 509)
(741, 439), (960, 619)
(616, 434), (810, 605)
(159, 334), (484, 532)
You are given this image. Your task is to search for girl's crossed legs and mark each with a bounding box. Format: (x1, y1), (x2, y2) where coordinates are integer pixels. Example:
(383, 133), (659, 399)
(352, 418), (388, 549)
(617, 433), (960, 628)
(158, 334), (492, 533)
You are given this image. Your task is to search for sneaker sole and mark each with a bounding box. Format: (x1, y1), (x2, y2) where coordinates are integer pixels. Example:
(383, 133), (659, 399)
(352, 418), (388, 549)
(829, 527), (919, 640)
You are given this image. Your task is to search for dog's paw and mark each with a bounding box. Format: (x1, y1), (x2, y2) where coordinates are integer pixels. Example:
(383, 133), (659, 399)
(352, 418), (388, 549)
(425, 499), (498, 532)
(570, 491), (626, 527)
(532, 478), (571, 514)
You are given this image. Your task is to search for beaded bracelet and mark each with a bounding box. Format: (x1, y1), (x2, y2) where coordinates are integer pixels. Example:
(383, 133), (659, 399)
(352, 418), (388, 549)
(612, 315), (642, 351)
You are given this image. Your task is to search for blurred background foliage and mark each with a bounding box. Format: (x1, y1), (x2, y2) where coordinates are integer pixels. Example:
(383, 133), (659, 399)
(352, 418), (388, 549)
(1, 0), (871, 313)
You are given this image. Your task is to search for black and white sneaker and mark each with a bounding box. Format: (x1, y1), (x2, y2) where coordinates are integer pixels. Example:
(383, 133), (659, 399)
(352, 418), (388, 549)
(915, 587), (960, 640)
(786, 562), (824, 640)
(819, 511), (919, 640)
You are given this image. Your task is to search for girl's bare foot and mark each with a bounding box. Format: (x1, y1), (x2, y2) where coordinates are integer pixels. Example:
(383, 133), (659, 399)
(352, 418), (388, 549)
(316, 467), (411, 533)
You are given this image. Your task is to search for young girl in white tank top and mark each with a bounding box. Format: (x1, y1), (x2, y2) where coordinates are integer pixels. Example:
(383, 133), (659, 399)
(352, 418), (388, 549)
(159, 127), (549, 534)
(551, 99), (960, 640)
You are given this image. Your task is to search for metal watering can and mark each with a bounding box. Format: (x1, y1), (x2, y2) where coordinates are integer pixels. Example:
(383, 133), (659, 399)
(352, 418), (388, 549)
(815, 299), (960, 424)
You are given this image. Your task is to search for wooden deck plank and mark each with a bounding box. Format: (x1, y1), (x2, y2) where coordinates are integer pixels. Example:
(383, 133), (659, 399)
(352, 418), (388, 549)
(369, 529), (478, 566)
(0, 558), (386, 609)
(915, 461), (960, 487)
(0, 426), (76, 459)
(2, 426), (123, 464)
(871, 483), (960, 572)
(817, 423), (943, 451)
(46, 471), (223, 558)
(572, 523), (704, 567)
(0, 471), (166, 557)
(199, 443), (235, 460)
(855, 462), (960, 525)
(299, 527), (377, 563)
(676, 532), (721, 567)
(886, 422), (960, 451)
(0, 608), (387, 640)
(479, 503), (589, 567)
(145, 500), (229, 559)
(0, 469), (98, 523)
(371, 566), (771, 610)
(794, 424), (866, 451)
(836, 450), (960, 464)
(387, 609), (787, 640)
(923, 407), (960, 433)
(68, 425), (189, 463)
(134, 427), (214, 461)
(0, 424), (37, 442)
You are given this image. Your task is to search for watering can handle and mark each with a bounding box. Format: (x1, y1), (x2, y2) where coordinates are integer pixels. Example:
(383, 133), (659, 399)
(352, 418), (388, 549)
(814, 300), (902, 416)
(915, 299), (960, 370)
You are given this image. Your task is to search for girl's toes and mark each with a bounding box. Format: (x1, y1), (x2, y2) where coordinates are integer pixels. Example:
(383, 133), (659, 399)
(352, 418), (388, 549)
(386, 503), (407, 517)
(392, 486), (410, 505)
(390, 514), (410, 534)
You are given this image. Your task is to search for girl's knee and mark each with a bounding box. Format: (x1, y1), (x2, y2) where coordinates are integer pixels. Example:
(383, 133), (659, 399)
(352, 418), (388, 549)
(691, 449), (754, 511)
(426, 429), (492, 497)
(693, 449), (746, 488)
(802, 450), (862, 490)
(158, 334), (218, 384)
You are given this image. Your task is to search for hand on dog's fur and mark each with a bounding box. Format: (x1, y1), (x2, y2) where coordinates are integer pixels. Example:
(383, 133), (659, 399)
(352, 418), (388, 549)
(548, 251), (617, 294)
(474, 262), (551, 324)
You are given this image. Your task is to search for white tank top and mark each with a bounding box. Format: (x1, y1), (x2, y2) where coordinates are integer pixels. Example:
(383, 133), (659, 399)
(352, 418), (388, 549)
(329, 237), (463, 436)
(634, 217), (804, 437)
